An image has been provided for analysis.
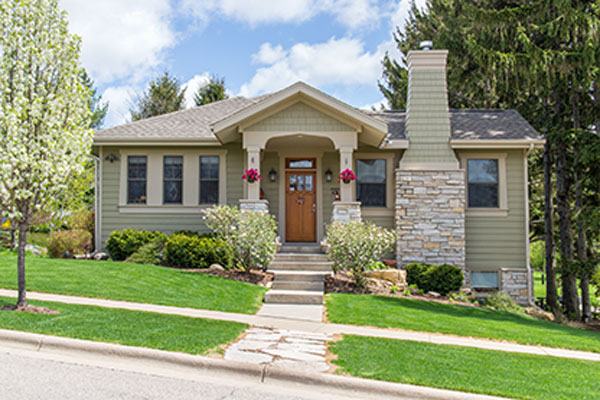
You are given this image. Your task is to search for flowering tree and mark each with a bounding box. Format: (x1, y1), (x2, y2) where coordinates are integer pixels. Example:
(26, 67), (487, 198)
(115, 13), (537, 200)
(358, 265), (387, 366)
(0, 0), (92, 307)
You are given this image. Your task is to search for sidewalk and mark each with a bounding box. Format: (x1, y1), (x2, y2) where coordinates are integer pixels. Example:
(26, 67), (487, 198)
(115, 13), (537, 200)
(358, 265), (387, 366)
(1, 289), (599, 362)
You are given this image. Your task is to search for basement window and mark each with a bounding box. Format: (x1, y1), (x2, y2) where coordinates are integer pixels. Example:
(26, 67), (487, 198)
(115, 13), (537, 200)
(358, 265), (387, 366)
(471, 272), (499, 289)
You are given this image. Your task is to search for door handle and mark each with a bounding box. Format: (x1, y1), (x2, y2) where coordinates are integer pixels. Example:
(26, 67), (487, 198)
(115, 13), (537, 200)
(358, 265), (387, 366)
(312, 203), (316, 213)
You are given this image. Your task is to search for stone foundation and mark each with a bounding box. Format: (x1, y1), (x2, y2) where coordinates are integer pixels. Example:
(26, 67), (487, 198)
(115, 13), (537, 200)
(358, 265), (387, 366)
(332, 201), (361, 223)
(395, 169), (466, 282)
(239, 199), (269, 214)
(500, 269), (531, 305)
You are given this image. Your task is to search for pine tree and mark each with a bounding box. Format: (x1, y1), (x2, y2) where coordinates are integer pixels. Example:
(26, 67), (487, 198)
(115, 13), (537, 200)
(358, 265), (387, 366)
(131, 71), (185, 121)
(193, 75), (228, 106)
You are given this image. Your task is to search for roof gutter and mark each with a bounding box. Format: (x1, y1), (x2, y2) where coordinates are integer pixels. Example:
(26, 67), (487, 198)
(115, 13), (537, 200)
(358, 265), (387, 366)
(451, 139), (545, 149)
(93, 138), (221, 147)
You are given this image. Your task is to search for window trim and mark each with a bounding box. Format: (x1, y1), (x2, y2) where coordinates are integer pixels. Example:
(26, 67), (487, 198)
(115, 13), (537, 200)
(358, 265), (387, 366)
(163, 155), (183, 205)
(459, 152), (508, 217)
(199, 155), (220, 205)
(119, 149), (227, 210)
(353, 152), (395, 214)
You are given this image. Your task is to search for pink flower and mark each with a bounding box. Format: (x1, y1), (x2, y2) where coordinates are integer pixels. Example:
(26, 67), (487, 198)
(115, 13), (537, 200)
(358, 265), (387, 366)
(338, 168), (356, 183)
(242, 168), (262, 183)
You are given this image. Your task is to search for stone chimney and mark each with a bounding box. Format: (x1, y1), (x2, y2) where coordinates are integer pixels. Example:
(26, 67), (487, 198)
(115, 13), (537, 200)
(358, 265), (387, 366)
(396, 48), (466, 282)
(399, 49), (459, 170)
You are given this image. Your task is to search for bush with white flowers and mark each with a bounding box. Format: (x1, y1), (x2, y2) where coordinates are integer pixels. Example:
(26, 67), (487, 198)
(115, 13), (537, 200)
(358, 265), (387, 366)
(325, 221), (396, 286)
(203, 205), (277, 271)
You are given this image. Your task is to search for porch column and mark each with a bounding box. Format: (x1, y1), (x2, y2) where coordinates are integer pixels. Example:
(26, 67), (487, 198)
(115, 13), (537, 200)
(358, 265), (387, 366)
(332, 146), (361, 223)
(339, 147), (353, 202)
(246, 146), (261, 200)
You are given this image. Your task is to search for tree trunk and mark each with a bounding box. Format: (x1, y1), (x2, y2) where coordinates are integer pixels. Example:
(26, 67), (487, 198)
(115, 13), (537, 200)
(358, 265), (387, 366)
(543, 141), (559, 314)
(16, 222), (27, 308)
(10, 228), (15, 252)
(555, 146), (579, 318)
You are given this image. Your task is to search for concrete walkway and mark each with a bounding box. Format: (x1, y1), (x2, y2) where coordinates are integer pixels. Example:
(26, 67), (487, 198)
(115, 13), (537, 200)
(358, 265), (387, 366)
(1, 289), (599, 362)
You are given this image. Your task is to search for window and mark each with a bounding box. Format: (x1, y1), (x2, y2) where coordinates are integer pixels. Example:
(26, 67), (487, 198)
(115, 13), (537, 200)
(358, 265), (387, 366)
(127, 156), (147, 204)
(356, 159), (386, 207)
(163, 156), (183, 204)
(471, 272), (499, 289)
(199, 156), (219, 204)
(467, 159), (499, 208)
(286, 158), (315, 169)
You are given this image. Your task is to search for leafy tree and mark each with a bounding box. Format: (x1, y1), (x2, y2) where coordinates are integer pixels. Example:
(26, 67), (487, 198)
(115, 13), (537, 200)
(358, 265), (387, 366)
(382, 0), (600, 318)
(130, 71), (185, 121)
(193, 75), (229, 106)
(0, 0), (93, 307)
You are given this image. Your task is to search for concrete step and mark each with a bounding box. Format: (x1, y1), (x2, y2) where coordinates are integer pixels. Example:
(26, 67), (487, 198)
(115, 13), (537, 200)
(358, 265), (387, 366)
(264, 289), (324, 305)
(272, 280), (324, 291)
(269, 261), (332, 272)
(274, 253), (329, 262)
(279, 244), (322, 254)
(271, 270), (331, 281)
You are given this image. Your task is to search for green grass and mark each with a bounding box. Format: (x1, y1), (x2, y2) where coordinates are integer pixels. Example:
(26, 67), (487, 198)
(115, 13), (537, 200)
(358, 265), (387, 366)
(534, 270), (546, 298)
(326, 293), (600, 353)
(330, 335), (600, 400)
(0, 254), (267, 314)
(0, 297), (246, 354)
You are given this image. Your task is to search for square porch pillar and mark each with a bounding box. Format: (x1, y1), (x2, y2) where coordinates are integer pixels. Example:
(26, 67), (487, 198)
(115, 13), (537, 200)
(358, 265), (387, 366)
(332, 147), (361, 223)
(246, 146), (261, 200)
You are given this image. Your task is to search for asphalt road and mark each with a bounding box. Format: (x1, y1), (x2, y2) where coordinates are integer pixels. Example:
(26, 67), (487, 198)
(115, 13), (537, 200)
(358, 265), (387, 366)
(0, 349), (370, 400)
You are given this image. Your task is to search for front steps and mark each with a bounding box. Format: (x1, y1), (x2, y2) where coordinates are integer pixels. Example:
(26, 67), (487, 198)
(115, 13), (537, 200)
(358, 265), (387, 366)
(264, 245), (331, 305)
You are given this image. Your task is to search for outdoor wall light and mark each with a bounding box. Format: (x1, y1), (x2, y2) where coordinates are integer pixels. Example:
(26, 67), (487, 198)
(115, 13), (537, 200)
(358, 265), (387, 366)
(269, 168), (277, 182)
(104, 153), (120, 163)
(325, 169), (333, 182)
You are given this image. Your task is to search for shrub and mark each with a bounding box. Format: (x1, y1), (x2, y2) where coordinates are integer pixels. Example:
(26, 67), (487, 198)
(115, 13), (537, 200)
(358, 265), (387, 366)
(405, 263), (428, 287)
(325, 221), (396, 286)
(164, 233), (233, 269)
(171, 230), (216, 239)
(106, 229), (167, 261)
(48, 229), (92, 258)
(420, 264), (463, 295)
(203, 205), (277, 271)
(484, 291), (524, 313)
(125, 240), (164, 265)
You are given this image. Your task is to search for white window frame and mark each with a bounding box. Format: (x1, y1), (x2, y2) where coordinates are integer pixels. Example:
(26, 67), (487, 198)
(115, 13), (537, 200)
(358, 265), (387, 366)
(353, 152), (395, 216)
(119, 149), (227, 213)
(459, 152), (508, 217)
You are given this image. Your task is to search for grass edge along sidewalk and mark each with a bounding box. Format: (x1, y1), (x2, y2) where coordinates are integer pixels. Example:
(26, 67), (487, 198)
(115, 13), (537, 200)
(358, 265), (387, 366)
(0, 297), (247, 355)
(325, 293), (600, 353)
(330, 335), (600, 400)
(0, 253), (267, 315)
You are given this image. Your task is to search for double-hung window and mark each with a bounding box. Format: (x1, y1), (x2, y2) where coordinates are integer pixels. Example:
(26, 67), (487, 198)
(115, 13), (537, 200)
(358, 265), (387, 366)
(467, 159), (499, 208)
(356, 159), (386, 207)
(199, 156), (219, 204)
(127, 156), (147, 204)
(163, 156), (183, 204)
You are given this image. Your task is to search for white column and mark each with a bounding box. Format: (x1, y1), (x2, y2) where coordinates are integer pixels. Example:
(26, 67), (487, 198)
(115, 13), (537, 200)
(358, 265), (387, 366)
(339, 147), (353, 202)
(246, 146), (261, 200)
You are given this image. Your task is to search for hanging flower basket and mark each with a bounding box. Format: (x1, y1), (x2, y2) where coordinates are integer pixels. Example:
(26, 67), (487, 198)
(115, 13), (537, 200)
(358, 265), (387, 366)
(242, 168), (262, 183)
(339, 168), (356, 184)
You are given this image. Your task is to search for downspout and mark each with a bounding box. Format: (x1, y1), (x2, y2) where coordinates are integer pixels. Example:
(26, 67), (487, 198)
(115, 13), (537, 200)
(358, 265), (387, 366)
(524, 143), (535, 307)
(93, 148), (103, 252)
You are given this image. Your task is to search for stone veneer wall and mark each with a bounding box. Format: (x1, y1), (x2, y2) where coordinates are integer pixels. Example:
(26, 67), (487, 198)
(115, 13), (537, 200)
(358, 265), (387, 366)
(500, 269), (530, 305)
(331, 201), (361, 223)
(239, 199), (269, 214)
(396, 170), (467, 283)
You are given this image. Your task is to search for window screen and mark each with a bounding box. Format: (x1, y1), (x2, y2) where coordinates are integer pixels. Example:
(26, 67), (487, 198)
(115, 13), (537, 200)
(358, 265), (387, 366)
(467, 159), (499, 208)
(356, 159), (386, 207)
(199, 156), (219, 204)
(127, 156), (147, 204)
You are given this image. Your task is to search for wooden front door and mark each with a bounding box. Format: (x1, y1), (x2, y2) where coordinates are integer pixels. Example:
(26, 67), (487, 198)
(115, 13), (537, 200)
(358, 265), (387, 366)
(286, 171), (316, 242)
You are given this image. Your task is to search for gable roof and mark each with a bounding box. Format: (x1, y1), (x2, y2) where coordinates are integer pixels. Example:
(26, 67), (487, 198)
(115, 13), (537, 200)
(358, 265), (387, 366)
(94, 84), (543, 146)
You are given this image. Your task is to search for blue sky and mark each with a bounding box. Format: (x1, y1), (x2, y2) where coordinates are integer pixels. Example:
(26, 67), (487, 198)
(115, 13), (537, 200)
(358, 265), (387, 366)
(60, 0), (426, 128)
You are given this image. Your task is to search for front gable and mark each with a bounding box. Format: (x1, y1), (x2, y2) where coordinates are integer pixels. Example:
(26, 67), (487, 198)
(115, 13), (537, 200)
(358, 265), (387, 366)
(245, 101), (355, 133)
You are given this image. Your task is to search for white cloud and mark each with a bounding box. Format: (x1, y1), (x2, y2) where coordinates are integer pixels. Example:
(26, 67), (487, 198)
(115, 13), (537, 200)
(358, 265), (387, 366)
(60, 0), (176, 84)
(361, 98), (387, 111)
(390, 0), (428, 34)
(240, 37), (386, 97)
(102, 86), (137, 128)
(252, 43), (287, 65)
(180, 0), (381, 29)
(182, 73), (211, 108)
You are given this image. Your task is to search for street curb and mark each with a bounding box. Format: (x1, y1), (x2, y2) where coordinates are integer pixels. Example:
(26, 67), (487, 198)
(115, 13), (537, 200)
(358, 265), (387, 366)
(0, 329), (508, 400)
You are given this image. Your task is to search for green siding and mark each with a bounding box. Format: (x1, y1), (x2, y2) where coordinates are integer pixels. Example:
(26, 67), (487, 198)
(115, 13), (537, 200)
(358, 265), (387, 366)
(322, 151), (338, 228)
(461, 150), (527, 272)
(246, 102), (354, 132)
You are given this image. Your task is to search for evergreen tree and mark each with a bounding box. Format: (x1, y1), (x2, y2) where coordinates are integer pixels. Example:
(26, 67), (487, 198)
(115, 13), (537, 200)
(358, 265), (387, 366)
(131, 71), (185, 121)
(81, 70), (108, 130)
(193, 75), (229, 106)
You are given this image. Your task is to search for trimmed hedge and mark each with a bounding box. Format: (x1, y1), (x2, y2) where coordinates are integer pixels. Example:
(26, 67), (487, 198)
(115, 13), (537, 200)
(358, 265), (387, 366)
(106, 229), (167, 261)
(404, 262), (463, 295)
(164, 233), (233, 269)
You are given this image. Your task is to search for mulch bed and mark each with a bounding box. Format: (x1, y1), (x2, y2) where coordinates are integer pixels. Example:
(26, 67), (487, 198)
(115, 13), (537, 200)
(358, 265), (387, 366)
(0, 304), (59, 314)
(198, 268), (274, 287)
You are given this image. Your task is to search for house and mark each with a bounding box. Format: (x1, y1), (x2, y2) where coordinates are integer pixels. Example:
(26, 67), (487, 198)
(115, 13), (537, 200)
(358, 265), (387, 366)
(93, 49), (544, 304)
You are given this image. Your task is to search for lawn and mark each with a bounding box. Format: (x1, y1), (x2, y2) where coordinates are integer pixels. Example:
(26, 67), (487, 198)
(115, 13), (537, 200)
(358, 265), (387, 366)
(330, 335), (600, 400)
(0, 297), (246, 354)
(0, 253), (267, 314)
(326, 293), (600, 353)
